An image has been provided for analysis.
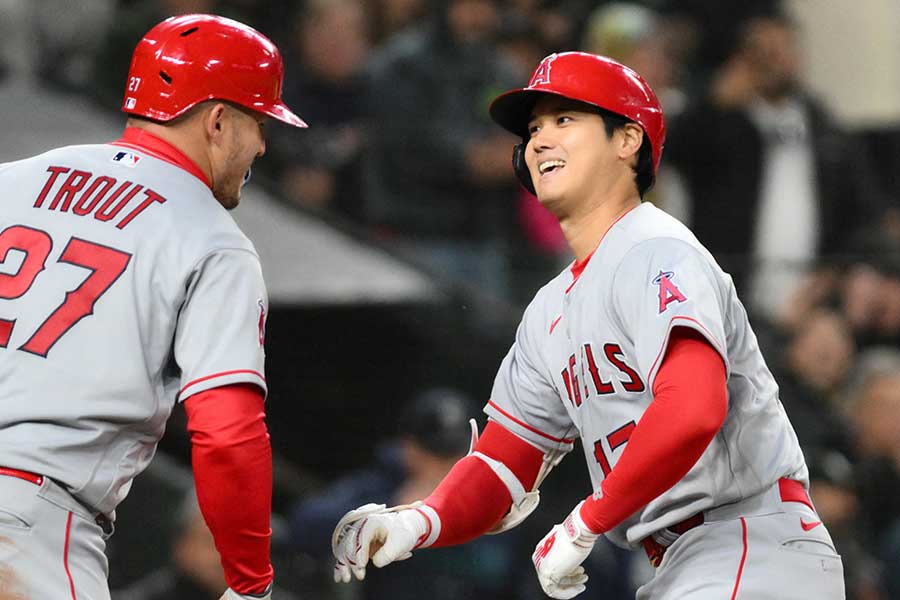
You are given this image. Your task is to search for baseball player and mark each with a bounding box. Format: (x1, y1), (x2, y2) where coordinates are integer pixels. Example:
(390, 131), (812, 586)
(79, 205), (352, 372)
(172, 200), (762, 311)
(332, 52), (846, 599)
(0, 15), (306, 600)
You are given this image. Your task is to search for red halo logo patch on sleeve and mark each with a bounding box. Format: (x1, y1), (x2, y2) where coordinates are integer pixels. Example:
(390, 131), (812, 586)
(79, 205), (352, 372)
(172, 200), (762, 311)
(257, 299), (266, 347)
(653, 270), (687, 313)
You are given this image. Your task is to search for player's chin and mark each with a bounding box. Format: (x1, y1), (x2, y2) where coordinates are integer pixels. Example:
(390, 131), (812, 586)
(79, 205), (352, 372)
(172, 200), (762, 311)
(213, 187), (241, 210)
(534, 185), (563, 207)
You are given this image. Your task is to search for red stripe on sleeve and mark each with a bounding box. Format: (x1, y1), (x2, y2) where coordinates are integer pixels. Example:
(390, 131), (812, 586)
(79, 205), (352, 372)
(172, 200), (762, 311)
(425, 422), (544, 547)
(579, 327), (727, 533)
(487, 400), (576, 444)
(179, 369), (266, 398)
(184, 383), (273, 595)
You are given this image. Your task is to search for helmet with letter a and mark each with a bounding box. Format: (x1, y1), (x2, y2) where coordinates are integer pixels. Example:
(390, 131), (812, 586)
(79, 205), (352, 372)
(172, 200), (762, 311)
(488, 51), (665, 194)
(121, 14), (307, 128)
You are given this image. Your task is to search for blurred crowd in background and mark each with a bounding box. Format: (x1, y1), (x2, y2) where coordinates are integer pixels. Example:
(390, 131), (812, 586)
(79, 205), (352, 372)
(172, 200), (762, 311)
(2, 0), (900, 599)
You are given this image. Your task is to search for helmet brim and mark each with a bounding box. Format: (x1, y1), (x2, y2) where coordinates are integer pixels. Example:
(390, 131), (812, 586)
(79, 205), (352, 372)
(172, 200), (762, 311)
(489, 88), (545, 139)
(263, 102), (308, 128)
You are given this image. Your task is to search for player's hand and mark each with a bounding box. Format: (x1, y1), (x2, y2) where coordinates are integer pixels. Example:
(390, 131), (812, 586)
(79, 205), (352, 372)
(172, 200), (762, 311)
(219, 584), (272, 599)
(331, 502), (429, 583)
(532, 501), (599, 599)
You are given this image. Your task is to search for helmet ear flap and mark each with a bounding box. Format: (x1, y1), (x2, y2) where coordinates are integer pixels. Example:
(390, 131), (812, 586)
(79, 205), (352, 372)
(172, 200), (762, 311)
(513, 142), (535, 195)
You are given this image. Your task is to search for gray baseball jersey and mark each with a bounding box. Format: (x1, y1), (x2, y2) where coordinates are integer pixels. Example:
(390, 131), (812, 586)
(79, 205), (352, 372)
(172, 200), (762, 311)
(0, 135), (268, 517)
(486, 202), (807, 549)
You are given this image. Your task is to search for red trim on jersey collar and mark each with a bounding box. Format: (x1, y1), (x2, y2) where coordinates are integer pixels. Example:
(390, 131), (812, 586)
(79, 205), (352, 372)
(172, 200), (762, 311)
(566, 204), (638, 293)
(112, 127), (211, 188)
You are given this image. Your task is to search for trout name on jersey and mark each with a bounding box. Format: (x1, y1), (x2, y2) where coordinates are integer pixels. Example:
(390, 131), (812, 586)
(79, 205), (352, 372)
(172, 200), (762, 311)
(32, 165), (166, 230)
(560, 341), (645, 408)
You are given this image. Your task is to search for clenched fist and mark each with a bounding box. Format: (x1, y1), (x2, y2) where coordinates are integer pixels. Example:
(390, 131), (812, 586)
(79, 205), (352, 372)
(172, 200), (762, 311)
(331, 503), (432, 582)
(532, 501), (599, 599)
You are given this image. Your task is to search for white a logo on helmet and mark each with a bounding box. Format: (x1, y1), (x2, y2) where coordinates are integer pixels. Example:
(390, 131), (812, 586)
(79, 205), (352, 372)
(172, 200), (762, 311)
(528, 53), (558, 88)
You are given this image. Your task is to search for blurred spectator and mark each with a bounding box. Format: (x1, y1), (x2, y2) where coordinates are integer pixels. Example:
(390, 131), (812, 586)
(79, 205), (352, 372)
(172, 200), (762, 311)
(772, 308), (856, 457)
(503, 0), (593, 52)
(581, 2), (687, 118)
(264, 0), (371, 221)
(113, 489), (300, 600)
(852, 367), (900, 597)
(786, 1), (900, 203)
(665, 11), (886, 320)
(781, 225), (900, 349)
(807, 449), (885, 600)
(362, 0), (521, 302)
(291, 387), (523, 600)
(655, 0), (782, 92)
(840, 230), (900, 349)
(368, 0), (429, 45)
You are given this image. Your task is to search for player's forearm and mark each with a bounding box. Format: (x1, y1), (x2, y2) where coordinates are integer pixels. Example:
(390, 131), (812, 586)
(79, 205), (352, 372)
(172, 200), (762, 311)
(185, 384), (274, 595)
(423, 421), (544, 547)
(580, 329), (727, 533)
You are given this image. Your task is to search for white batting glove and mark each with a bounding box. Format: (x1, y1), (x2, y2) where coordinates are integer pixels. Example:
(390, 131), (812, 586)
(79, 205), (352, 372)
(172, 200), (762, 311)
(331, 502), (434, 583)
(219, 583), (272, 599)
(532, 501), (599, 599)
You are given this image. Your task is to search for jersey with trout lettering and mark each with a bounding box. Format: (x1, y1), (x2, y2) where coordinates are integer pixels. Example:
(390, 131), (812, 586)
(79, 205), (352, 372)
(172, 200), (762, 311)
(486, 202), (806, 548)
(0, 134), (268, 515)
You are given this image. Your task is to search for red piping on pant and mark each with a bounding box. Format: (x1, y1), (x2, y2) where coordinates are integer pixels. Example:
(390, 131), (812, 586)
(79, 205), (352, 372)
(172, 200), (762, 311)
(64, 511), (77, 599)
(730, 517), (748, 600)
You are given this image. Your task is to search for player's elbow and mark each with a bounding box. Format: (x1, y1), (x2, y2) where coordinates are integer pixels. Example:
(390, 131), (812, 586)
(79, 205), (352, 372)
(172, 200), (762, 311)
(693, 384), (728, 445)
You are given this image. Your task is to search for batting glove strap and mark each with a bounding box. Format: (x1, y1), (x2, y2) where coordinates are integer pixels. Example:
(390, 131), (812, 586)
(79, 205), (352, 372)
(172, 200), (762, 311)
(567, 500), (601, 544)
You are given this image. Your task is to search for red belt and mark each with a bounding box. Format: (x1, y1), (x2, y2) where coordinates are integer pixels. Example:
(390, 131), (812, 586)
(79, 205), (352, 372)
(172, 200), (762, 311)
(642, 478), (812, 567)
(0, 466), (44, 486)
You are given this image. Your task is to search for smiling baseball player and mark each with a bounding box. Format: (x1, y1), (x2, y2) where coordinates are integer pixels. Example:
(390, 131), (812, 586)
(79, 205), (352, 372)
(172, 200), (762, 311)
(0, 15), (307, 600)
(332, 52), (846, 599)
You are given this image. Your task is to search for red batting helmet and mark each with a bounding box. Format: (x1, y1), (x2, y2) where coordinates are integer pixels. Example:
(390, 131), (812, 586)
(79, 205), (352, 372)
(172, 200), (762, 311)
(121, 14), (307, 128)
(490, 52), (665, 191)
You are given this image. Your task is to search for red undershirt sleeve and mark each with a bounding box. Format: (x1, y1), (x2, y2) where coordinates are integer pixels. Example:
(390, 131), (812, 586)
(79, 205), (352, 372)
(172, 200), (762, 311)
(184, 383), (273, 595)
(579, 327), (728, 534)
(423, 421), (545, 547)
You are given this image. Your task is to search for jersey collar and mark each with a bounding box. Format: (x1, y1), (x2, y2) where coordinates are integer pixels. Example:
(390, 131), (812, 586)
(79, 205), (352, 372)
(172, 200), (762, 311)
(112, 127), (211, 188)
(566, 204), (639, 292)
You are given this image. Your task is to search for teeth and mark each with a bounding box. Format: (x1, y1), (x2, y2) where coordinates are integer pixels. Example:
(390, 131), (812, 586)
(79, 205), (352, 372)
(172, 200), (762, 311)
(539, 160), (566, 174)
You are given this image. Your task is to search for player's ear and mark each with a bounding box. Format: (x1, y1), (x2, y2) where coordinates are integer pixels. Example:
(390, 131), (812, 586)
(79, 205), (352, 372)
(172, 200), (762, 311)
(617, 123), (644, 164)
(203, 102), (229, 142)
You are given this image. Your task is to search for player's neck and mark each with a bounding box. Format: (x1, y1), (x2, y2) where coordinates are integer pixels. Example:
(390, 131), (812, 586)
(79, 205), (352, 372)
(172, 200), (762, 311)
(560, 192), (641, 262)
(125, 118), (214, 184)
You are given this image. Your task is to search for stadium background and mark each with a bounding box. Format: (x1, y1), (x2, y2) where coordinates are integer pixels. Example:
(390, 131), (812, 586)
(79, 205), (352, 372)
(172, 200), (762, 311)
(1, 1), (898, 598)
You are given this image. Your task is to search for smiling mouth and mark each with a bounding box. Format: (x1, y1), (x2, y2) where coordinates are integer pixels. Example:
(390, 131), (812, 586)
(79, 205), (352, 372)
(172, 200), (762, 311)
(538, 160), (566, 176)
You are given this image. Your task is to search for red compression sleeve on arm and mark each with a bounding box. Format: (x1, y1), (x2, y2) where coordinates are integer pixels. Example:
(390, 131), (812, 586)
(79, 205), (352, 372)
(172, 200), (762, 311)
(184, 383), (273, 595)
(424, 421), (544, 547)
(579, 327), (728, 534)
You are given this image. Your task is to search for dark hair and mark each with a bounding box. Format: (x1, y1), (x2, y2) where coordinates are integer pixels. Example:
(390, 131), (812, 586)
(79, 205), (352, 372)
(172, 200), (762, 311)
(595, 107), (655, 198)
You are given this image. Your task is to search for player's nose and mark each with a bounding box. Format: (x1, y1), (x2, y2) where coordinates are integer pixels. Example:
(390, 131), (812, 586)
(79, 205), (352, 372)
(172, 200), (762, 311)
(530, 128), (556, 152)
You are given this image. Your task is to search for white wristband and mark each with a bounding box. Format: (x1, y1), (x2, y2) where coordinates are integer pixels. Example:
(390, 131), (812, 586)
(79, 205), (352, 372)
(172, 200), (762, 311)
(413, 504), (442, 548)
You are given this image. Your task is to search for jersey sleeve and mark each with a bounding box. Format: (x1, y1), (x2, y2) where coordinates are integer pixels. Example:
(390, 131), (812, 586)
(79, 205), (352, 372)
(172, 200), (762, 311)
(610, 238), (730, 390)
(175, 248), (268, 401)
(485, 307), (577, 454)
